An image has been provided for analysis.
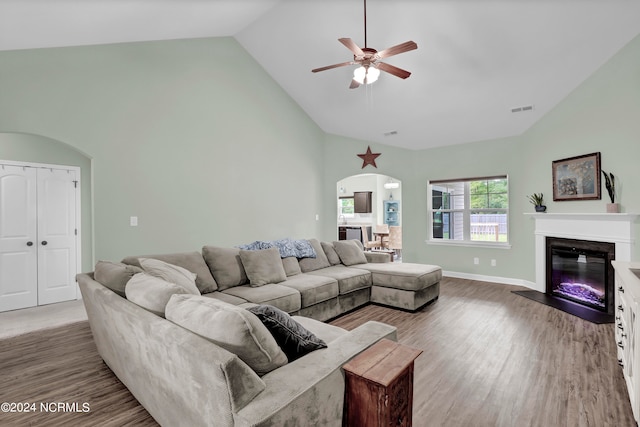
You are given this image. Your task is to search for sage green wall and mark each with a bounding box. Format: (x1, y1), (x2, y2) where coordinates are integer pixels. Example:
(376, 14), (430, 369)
(0, 132), (93, 272)
(324, 32), (640, 284)
(1, 32), (638, 280)
(0, 37), (325, 262)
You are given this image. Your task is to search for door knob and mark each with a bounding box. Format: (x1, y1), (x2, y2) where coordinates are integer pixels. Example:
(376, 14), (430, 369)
(27, 241), (33, 246)
(41, 241), (48, 246)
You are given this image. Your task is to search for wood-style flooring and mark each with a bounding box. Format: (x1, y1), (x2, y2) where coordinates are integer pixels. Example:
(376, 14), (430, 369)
(0, 277), (634, 427)
(332, 278), (635, 427)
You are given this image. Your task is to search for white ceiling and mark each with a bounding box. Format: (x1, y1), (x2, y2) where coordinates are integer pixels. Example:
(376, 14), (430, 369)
(2, 0), (639, 150)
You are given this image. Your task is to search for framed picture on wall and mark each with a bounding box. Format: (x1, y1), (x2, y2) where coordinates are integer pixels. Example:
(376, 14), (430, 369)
(552, 152), (601, 201)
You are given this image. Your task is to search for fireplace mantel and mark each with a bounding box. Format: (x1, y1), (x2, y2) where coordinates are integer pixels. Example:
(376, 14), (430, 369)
(526, 212), (638, 292)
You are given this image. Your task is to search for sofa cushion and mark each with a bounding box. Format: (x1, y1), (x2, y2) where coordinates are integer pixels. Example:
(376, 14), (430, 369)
(282, 257), (302, 277)
(202, 246), (248, 291)
(222, 284), (301, 314)
(332, 240), (367, 266)
(125, 272), (190, 317)
(139, 258), (200, 295)
(122, 251), (218, 293)
(165, 295), (288, 375)
(94, 261), (142, 297)
(239, 247), (287, 287)
(247, 305), (327, 362)
(307, 265), (372, 295)
(279, 274), (339, 308)
(298, 239), (331, 273)
(321, 242), (342, 266)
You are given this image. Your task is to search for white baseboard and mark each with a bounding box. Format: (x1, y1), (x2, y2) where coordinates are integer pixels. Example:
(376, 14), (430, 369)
(443, 270), (537, 290)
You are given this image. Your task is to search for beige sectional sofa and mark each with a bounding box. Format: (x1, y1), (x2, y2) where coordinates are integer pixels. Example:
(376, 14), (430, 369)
(77, 238), (441, 426)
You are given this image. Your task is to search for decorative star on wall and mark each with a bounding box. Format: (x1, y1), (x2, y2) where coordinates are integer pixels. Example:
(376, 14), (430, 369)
(357, 146), (381, 169)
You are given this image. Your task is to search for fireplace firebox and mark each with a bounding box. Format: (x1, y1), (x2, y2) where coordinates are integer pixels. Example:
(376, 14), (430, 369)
(545, 237), (615, 316)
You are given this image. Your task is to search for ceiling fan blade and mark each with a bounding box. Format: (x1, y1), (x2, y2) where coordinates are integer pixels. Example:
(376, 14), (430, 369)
(339, 38), (365, 57)
(376, 41), (417, 59)
(377, 62), (412, 79)
(312, 61), (354, 73)
(349, 79), (361, 89)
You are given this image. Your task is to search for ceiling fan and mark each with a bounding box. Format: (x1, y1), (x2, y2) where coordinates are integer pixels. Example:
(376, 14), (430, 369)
(312, 0), (417, 89)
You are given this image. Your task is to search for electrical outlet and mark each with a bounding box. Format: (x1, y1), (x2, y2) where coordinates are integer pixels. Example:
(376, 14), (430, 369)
(491, 259), (497, 267)
(474, 257), (479, 265)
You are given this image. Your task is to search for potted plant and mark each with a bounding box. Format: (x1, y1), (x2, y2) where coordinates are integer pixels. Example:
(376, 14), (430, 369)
(602, 170), (619, 213)
(527, 193), (546, 212)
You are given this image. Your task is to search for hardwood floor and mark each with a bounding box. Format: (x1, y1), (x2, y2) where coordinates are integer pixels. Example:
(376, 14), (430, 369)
(331, 278), (635, 427)
(0, 277), (634, 426)
(0, 320), (156, 427)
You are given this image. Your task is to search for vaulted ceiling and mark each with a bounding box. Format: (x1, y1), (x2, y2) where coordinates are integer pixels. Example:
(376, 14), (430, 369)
(2, 0), (639, 150)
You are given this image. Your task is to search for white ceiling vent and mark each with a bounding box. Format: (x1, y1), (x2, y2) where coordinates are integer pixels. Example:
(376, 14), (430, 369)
(511, 105), (535, 113)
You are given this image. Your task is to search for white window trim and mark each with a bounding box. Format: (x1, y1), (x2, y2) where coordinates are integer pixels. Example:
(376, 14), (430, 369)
(338, 196), (355, 219)
(427, 177), (511, 249)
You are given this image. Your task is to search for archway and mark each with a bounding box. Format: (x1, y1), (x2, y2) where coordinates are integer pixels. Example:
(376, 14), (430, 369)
(336, 173), (402, 259)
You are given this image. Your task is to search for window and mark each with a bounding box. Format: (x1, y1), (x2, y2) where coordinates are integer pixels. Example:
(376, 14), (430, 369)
(339, 197), (355, 218)
(428, 176), (509, 246)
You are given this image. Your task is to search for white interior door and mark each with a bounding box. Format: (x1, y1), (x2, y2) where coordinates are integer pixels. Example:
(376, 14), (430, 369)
(37, 168), (77, 306)
(0, 165), (38, 312)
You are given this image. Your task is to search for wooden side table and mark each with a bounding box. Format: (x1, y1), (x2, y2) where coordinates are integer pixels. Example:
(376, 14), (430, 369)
(342, 339), (422, 427)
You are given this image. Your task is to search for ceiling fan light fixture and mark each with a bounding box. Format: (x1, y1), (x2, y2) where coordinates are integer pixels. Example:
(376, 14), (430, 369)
(353, 65), (380, 85)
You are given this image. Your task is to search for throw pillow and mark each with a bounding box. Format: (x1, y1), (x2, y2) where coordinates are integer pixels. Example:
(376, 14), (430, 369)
(281, 257), (302, 277)
(332, 240), (368, 266)
(121, 252), (218, 293)
(270, 238), (298, 258)
(237, 240), (273, 251)
(139, 258), (200, 295)
(247, 305), (327, 362)
(321, 242), (342, 266)
(298, 239), (331, 273)
(239, 247), (287, 287)
(165, 295), (288, 375)
(202, 246), (248, 291)
(125, 272), (190, 317)
(292, 239), (317, 258)
(94, 261), (143, 297)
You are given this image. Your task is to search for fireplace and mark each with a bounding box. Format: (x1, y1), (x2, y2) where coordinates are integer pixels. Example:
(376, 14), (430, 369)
(522, 213), (637, 323)
(546, 237), (615, 315)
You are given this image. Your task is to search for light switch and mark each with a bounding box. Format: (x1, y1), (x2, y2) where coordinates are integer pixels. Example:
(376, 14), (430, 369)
(130, 216), (138, 226)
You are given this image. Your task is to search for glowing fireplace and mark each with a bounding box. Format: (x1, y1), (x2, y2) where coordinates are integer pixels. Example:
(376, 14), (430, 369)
(546, 237), (615, 314)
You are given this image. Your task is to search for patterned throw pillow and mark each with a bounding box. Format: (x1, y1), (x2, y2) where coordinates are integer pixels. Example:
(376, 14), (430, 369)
(247, 304), (327, 361)
(292, 239), (317, 259)
(270, 238), (298, 258)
